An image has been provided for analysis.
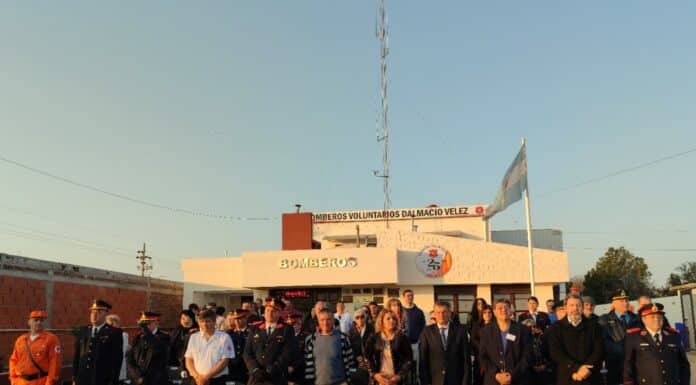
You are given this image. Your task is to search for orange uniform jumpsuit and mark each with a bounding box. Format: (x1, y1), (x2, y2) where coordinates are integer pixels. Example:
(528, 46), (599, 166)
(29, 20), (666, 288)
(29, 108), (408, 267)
(9, 331), (62, 385)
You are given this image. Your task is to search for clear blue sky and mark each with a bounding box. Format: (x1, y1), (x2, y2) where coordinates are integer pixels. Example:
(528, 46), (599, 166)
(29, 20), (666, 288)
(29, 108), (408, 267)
(1, 2), (694, 286)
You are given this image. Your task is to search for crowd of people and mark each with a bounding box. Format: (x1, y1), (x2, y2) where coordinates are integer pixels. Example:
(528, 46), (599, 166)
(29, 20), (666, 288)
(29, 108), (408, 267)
(6, 288), (691, 385)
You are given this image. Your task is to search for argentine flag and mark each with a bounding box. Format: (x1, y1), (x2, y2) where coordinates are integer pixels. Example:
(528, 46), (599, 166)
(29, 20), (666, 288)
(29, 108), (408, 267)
(484, 143), (528, 220)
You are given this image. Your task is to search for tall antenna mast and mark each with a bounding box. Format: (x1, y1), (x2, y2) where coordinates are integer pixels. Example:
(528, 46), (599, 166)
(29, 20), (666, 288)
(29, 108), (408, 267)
(374, 0), (391, 227)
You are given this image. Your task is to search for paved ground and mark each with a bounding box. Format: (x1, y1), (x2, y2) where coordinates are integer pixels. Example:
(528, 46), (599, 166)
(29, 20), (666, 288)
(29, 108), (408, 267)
(689, 352), (696, 384)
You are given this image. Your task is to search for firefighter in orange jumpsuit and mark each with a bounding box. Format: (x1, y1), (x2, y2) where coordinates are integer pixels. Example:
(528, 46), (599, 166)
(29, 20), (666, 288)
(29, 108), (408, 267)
(9, 310), (63, 385)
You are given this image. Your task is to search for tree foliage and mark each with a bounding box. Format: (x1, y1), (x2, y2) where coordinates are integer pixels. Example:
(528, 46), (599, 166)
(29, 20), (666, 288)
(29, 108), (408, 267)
(665, 261), (696, 287)
(583, 247), (652, 304)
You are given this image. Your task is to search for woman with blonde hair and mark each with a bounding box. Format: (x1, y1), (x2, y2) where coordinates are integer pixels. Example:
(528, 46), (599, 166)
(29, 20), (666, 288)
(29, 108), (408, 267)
(385, 298), (408, 333)
(364, 309), (413, 385)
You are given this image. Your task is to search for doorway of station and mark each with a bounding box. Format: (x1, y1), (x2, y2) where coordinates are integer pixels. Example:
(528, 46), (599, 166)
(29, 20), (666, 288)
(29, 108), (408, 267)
(269, 288), (342, 315)
(434, 285), (476, 325)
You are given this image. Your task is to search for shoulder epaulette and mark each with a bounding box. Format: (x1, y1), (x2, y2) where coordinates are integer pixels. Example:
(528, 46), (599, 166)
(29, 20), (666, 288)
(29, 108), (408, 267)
(251, 320), (264, 326)
(626, 328), (641, 334)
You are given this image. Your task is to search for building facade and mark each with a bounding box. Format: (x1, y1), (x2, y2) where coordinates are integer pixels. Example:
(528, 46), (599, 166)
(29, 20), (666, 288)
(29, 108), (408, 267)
(181, 204), (569, 323)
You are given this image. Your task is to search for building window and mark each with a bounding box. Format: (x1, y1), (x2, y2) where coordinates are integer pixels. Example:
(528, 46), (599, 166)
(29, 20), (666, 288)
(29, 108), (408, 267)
(492, 284), (532, 319)
(434, 285), (476, 325)
(387, 288), (400, 298)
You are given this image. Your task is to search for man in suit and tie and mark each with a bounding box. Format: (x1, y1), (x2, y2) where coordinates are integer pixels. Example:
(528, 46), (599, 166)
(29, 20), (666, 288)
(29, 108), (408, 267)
(73, 299), (124, 385)
(243, 298), (297, 385)
(478, 299), (532, 385)
(517, 296), (550, 332)
(419, 300), (470, 385)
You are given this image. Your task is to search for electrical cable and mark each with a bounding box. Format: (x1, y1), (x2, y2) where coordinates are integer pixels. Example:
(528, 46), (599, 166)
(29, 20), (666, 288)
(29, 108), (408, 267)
(0, 155), (278, 221)
(538, 146), (696, 197)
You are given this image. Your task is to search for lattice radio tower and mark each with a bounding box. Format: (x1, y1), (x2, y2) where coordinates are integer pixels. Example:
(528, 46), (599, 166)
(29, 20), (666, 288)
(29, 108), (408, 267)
(373, 0), (391, 226)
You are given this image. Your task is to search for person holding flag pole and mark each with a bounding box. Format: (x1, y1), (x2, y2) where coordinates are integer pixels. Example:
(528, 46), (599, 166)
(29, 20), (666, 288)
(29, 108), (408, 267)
(483, 138), (535, 295)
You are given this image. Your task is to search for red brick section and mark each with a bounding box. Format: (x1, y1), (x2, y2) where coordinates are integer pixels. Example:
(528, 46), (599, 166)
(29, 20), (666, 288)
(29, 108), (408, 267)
(0, 276), (182, 382)
(282, 212), (313, 250)
(0, 276), (46, 329)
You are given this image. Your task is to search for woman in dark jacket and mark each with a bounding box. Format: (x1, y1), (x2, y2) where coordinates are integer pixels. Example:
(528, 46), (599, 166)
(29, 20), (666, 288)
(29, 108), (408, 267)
(349, 308), (376, 385)
(470, 305), (493, 385)
(364, 309), (413, 385)
(168, 310), (198, 384)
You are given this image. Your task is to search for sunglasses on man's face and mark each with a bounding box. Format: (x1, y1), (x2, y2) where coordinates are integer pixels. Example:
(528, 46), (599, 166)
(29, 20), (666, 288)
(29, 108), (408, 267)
(355, 315), (365, 319)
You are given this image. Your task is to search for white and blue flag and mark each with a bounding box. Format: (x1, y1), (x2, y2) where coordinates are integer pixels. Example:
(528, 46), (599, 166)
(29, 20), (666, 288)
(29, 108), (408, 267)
(484, 143), (528, 220)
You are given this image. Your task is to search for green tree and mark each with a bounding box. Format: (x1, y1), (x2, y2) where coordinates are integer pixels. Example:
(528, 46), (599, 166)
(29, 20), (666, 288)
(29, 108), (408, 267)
(665, 261), (696, 287)
(583, 247), (653, 304)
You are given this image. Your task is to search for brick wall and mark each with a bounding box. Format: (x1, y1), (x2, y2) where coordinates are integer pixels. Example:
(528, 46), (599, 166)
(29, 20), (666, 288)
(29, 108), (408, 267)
(0, 276), (46, 329)
(0, 275), (182, 375)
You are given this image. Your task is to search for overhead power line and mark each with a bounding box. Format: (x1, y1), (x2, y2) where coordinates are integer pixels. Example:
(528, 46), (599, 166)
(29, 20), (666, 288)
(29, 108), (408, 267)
(539, 146), (696, 197)
(565, 246), (696, 252)
(0, 155), (277, 221)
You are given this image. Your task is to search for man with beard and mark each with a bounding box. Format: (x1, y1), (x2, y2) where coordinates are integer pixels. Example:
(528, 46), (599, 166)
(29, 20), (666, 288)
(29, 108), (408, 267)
(546, 295), (603, 385)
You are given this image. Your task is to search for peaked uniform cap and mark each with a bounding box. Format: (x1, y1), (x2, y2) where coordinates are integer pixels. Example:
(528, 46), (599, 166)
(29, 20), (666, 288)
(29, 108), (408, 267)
(89, 299), (112, 311)
(638, 304), (664, 317)
(138, 311), (161, 322)
(231, 309), (250, 319)
(611, 289), (629, 301)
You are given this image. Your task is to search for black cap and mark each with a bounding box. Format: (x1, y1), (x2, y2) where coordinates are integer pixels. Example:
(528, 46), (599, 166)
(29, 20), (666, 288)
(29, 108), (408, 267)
(138, 311), (161, 322)
(89, 299), (112, 311)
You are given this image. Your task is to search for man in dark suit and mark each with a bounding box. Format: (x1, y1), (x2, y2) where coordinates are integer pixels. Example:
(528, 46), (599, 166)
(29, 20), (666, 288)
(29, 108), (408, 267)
(597, 289), (640, 385)
(419, 300), (470, 385)
(517, 296), (550, 332)
(623, 304), (690, 385)
(546, 294), (603, 385)
(243, 298), (297, 385)
(73, 299), (124, 385)
(227, 309), (252, 384)
(478, 299), (532, 385)
(126, 311), (171, 385)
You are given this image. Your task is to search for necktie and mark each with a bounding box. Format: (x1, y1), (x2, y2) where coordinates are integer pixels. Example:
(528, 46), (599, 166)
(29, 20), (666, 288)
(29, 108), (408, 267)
(654, 333), (661, 347)
(91, 326), (97, 337)
(440, 328), (447, 350)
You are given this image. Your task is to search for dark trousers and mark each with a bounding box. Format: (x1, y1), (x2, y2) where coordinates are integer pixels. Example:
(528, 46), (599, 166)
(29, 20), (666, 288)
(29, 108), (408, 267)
(209, 376), (227, 385)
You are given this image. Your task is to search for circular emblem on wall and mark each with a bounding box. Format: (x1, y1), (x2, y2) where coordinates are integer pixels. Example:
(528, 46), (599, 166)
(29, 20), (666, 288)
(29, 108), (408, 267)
(415, 246), (452, 278)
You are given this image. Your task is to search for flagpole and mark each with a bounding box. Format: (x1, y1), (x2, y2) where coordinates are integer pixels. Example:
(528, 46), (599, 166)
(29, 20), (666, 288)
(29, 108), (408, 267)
(522, 138), (536, 296)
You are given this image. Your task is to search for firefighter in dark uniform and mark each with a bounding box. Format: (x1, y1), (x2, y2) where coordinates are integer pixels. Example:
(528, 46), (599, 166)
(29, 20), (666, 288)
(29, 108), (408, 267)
(243, 298), (297, 385)
(623, 304), (690, 385)
(598, 289), (640, 385)
(126, 311), (171, 385)
(73, 299), (124, 385)
(227, 309), (252, 385)
(285, 312), (309, 385)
